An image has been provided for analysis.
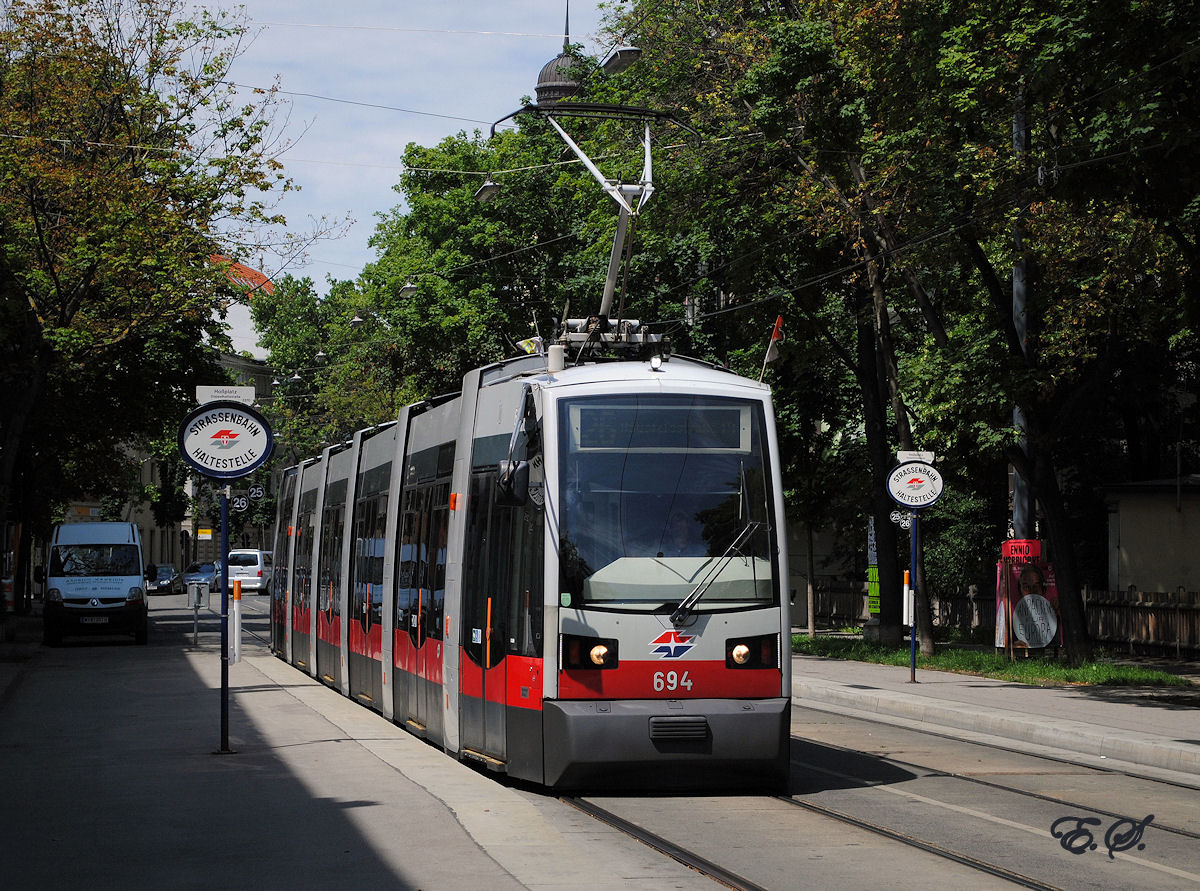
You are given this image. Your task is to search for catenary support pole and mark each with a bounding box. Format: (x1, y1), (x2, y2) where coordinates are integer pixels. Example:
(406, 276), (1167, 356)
(910, 510), (919, 683)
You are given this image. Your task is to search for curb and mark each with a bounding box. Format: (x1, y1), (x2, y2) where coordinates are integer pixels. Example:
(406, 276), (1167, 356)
(792, 678), (1200, 778)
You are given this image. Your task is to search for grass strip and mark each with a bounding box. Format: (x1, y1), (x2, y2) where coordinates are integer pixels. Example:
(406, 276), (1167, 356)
(791, 635), (1193, 687)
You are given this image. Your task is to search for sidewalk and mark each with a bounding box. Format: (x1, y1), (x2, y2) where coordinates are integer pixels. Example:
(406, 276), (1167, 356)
(0, 601), (715, 890)
(0, 608), (42, 705)
(791, 652), (1200, 780)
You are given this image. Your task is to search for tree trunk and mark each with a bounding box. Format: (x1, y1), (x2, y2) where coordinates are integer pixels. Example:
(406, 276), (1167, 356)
(806, 521), (816, 639)
(852, 280), (904, 645)
(0, 305), (50, 590)
(1029, 444), (1092, 663)
(914, 521), (935, 656)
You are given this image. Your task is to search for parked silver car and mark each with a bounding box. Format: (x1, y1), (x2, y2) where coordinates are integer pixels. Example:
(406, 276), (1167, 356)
(183, 561), (218, 591)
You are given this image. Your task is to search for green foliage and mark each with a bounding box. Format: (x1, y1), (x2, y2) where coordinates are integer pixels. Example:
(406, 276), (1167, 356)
(244, 0), (1200, 640)
(0, 0), (292, 534)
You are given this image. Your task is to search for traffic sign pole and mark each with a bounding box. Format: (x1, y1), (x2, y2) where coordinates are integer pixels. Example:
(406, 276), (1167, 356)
(219, 487), (231, 753)
(909, 510), (919, 683)
(885, 458), (944, 685)
(178, 399), (273, 759)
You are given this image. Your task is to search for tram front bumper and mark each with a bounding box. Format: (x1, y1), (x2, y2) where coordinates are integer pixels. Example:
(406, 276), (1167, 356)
(542, 697), (790, 791)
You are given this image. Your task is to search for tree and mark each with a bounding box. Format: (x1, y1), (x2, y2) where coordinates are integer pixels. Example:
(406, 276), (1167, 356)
(243, 1), (1199, 666)
(0, 0), (294, 561)
(590, 0), (1200, 660)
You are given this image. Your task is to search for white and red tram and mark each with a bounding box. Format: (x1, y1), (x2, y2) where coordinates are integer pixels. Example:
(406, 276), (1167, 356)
(270, 349), (791, 790)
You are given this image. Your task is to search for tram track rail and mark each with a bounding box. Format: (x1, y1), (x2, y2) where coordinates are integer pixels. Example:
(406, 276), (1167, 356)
(566, 786), (1070, 890)
(778, 795), (1064, 891)
(557, 717), (1195, 891)
(794, 698), (1200, 793)
(561, 796), (769, 891)
(782, 712), (1200, 889)
(790, 715), (1200, 840)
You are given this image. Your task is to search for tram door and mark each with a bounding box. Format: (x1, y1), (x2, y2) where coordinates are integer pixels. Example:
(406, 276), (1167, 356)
(420, 488), (448, 739)
(461, 477), (504, 759)
(291, 486), (318, 668)
(393, 483), (447, 739)
(316, 479), (346, 687)
(460, 473), (543, 763)
(270, 470), (296, 655)
(348, 488), (387, 706)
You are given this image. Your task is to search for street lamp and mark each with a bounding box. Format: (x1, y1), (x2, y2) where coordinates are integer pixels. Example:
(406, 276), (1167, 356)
(600, 46), (641, 75)
(474, 175), (501, 203)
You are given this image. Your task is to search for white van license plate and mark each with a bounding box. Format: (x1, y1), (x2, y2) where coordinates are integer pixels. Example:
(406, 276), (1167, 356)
(81, 617), (109, 624)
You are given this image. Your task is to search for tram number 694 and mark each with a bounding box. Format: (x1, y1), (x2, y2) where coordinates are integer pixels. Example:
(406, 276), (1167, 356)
(653, 670), (693, 692)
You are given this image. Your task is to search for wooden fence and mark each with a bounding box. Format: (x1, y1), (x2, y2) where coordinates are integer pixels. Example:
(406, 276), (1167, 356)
(803, 580), (1200, 656)
(1080, 588), (1200, 657)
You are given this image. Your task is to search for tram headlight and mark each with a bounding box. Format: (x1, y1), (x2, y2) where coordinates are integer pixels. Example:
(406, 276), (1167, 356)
(725, 633), (779, 669)
(561, 633), (620, 670)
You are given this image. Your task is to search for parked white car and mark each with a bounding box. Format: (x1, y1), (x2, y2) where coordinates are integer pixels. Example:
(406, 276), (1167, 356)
(227, 549), (272, 594)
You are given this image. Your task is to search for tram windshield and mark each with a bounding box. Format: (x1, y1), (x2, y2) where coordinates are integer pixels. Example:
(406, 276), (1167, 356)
(557, 393), (777, 612)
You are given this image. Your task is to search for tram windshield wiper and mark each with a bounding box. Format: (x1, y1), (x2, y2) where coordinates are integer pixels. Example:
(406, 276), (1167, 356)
(670, 521), (763, 624)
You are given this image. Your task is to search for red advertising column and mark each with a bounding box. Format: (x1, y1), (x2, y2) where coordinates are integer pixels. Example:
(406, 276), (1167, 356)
(996, 539), (1061, 657)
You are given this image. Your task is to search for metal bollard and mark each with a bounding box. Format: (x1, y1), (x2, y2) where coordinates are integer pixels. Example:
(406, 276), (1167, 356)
(230, 580), (242, 664)
(188, 582), (205, 645)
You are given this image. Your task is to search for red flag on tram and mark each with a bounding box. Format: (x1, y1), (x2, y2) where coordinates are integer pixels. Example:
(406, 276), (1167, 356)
(765, 315), (784, 363)
(759, 315), (785, 381)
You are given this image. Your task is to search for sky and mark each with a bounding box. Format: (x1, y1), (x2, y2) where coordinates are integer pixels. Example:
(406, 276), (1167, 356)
(218, 2), (613, 356)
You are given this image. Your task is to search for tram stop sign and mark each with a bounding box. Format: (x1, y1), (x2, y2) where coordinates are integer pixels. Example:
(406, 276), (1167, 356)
(178, 400), (274, 480)
(886, 461), (944, 509)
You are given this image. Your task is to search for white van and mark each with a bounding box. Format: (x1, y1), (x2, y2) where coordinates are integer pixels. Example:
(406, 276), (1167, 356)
(42, 522), (149, 645)
(227, 549), (272, 594)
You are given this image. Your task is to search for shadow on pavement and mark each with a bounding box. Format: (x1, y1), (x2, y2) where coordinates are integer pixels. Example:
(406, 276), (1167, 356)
(787, 737), (918, 796)
(0, 600), (518, 890)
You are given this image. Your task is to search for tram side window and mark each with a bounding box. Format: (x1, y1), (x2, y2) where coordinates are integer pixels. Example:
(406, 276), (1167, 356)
(295, 490), (318, 606)
(392, 485), (448, 645)
(318, 505), (345, 615)
(369, 496), (387, 624)
(490, 504), (516, 663)
(351, 494), (386, 624)
(426, 489), (449, 643)
(462, 475), (492, 667)
(461, 470), (544, 667)
(507, 494), (544, 659)
(395, 491), (428, 645)
(272, 474), (296, 596)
